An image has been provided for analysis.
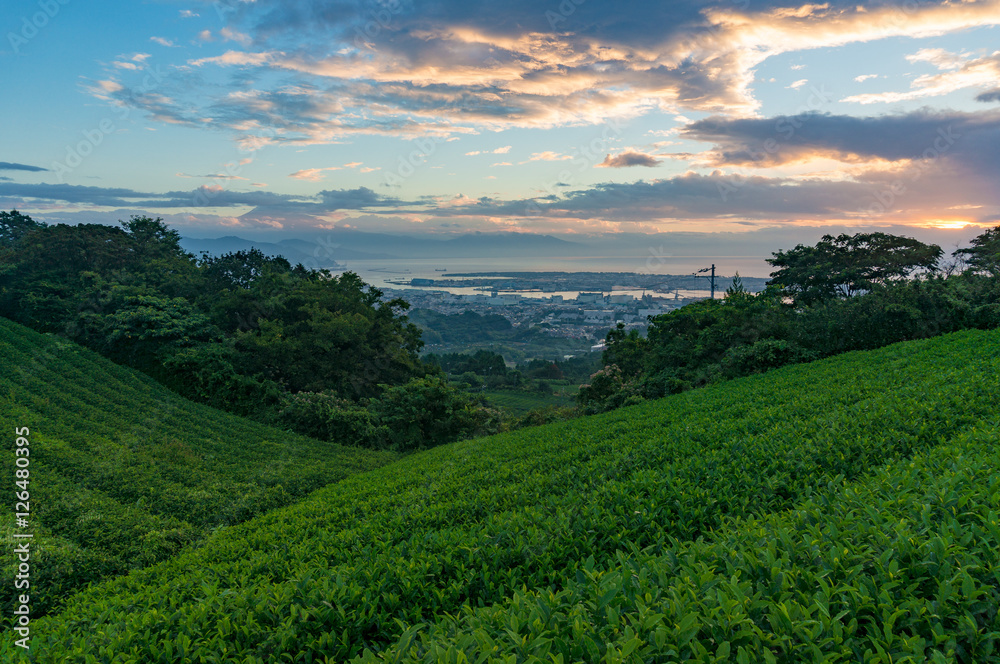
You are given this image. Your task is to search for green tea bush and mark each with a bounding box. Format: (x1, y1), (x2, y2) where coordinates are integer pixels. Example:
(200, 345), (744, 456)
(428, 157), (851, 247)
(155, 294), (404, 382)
(369, 427), (1000, 663)
(0, 318), (396, 622)
(8, 329), (998, 662)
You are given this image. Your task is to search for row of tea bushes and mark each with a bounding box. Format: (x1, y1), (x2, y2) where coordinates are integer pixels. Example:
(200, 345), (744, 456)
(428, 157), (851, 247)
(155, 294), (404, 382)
(10, 329), (998, 662)
(0, 318), (396, 622)
(365, 426), (1000, 663)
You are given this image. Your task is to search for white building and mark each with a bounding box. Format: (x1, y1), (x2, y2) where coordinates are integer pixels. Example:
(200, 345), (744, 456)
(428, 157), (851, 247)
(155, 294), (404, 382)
(584, 310), (615, 323)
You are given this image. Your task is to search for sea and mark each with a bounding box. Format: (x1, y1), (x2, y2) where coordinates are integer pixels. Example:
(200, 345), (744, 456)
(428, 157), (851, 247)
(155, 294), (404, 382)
(332, 255), (772, 300)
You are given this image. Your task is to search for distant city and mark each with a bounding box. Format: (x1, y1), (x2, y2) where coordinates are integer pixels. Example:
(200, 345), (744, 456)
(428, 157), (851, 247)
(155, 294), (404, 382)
(380, 271), (769, 353)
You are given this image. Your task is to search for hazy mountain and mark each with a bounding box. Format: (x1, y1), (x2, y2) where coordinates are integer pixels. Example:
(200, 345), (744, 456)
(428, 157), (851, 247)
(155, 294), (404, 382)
(181, 231), (585, 265)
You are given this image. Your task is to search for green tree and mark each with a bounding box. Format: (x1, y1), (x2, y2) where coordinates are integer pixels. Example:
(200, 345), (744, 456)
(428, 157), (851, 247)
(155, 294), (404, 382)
(767, 232), (942, 305)
(0, 209), (46, 247)
(371, 376), (502, 451)
(955, 225), (1000, 277)
(224, 270), (424, 397)
(98, 293), (217, 372)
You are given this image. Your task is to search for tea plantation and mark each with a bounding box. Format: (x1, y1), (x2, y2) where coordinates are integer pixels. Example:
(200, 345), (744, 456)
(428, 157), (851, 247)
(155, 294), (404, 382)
(0, 318), (396, 622)
(4, 326), (1000, 662)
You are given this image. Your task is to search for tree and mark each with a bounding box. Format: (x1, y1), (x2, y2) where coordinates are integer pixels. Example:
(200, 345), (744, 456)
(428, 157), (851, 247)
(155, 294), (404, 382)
(200, 248), (293, 291)
(955, 226), (1000, 277)
(601, 323), (646, 378)
(0, 209), (46, 247)
(767, 232), (942, 305)
(227, 270), (424, 397)
(370, 376), (502, 451)
(99, 294), (217, 371)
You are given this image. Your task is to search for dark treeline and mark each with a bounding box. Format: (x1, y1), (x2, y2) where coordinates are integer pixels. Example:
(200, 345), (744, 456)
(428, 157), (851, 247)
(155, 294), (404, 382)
(4, 210), (998, 444)
(424, 350), (600, 387)
(0, 211), (501, 451)
(580, 229), (1000, 413)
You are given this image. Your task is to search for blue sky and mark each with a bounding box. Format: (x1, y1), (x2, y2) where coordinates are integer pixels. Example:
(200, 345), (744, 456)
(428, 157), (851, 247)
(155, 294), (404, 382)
(2, 0), (999, 242)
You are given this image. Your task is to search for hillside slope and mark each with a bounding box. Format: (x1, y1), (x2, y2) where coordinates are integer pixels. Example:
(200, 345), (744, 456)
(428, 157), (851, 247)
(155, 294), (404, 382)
(7, 329), (1000, 662)
(368, 425), (1000, 663)
(0, 317), (396, 621)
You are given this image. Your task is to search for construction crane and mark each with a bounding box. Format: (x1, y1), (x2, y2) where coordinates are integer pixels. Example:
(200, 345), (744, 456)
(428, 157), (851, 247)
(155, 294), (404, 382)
(694, 264), (718, 299)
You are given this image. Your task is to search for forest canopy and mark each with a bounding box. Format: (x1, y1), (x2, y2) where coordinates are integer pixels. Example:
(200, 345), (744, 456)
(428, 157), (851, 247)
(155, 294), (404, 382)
(0, 212), (503, 450)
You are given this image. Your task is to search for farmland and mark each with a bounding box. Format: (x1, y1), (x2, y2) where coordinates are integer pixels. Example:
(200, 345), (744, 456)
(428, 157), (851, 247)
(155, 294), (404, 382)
(0, 318), (396, 623)
(5, 327), (999, 662)
(482, 383), (578, 415)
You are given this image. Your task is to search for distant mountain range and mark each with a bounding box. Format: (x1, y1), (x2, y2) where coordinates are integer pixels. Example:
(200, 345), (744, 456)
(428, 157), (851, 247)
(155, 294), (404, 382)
(180, 231), (586, 266)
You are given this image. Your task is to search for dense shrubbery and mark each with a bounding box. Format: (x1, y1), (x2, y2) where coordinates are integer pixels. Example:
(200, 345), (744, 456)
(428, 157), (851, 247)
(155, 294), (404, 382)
(7, 329), (999, 661)
(581, 229), (1000, 413)
(366, 426), (1000, 663)
(0, 318), (395, 624)
(0, 211), (497, 450)
(280, 376), (505, 452)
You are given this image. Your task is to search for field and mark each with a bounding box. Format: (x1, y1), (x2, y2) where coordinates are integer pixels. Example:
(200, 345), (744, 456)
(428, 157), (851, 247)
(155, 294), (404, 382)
(482, 382), (578, 415)
(5, 327), (999, 662)
(0, 318), (397, 623)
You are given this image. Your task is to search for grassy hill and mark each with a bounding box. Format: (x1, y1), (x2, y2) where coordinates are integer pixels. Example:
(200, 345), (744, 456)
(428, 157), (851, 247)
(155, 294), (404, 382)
(5, 328), (1000, 661)
(0, 318), (397, 622)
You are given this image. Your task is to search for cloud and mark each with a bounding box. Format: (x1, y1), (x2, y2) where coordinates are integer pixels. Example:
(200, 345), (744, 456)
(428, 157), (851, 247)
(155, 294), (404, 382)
(422, 109), (1000, 226)
(523, 151), (572, 163)
(289, 168), (336, 181)
(0, 182), (306, 209)
(680, 109), (1000, 169)
(0, 162), (48, 172)
(317, 187), (403, 209)
(854, 74), (878, 82)
(176, 172), (249, 181)
(180, 10), (199, 18)
(977, 89), (1000, 102)
(597, 151), (663, 168)
(844, 50), (1000, 104)
(88, 0), (1000, 145)
(788, 79), (808, 89)
(289, 162), (364, 181)
(0, 183), (409, 216)
(150, 37), (175, 47)
(467, 146), (513, 156)
(427, 164), (998, 228)
(221, 27), (252, 46)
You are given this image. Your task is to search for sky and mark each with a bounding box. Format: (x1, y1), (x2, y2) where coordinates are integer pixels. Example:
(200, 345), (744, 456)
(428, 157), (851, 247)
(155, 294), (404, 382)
(2, 0), (1000, 249)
